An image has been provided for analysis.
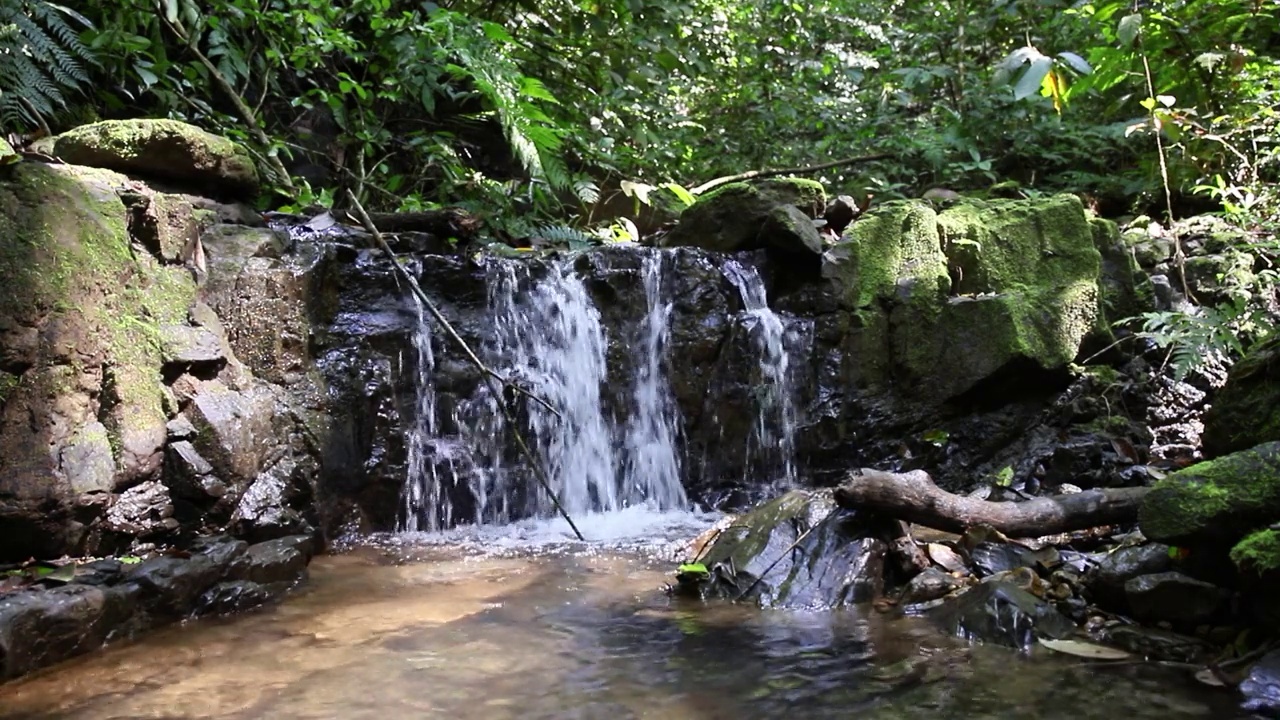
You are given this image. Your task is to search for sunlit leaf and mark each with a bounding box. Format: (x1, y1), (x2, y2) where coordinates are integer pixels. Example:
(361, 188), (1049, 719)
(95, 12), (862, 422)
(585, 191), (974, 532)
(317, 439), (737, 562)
(1118, 13), (1142, 47)
(1015, 57), (1053, 101)
(1056, 51), (1092, 75)
(1038, 638), (1131, 660)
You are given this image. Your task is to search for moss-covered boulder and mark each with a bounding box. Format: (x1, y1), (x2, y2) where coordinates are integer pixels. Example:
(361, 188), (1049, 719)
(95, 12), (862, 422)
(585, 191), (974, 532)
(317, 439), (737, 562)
(1090, 216), (1154, 331)
(0, 163), (199, 559)
(1232, 528), (1280, 574)
(822, 194), (1103, 399)
(1139, 442), (1280, 547)
(1202, 335), (1280, 457)
(662, 178), (826, 256)
(673, 489), (886, 608)
(48, 119), (259, 199)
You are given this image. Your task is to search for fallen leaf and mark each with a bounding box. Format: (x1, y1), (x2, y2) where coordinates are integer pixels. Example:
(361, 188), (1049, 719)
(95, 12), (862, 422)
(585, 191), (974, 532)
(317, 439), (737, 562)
(927, 543), (967, 574)
(1194, 668), (1226, 687)
(1037, 637), (1131, 660)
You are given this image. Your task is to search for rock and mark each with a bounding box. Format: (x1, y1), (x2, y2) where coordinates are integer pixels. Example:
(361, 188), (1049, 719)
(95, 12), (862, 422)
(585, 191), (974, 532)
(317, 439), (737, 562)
(1241, 650), (1280, 717)
(159, 324), (226, 369)
(166, 414), (197, 440)
(1124, 572), (1229, 624)
(125, 192), (198, 263)
(675, 489), (885, 608)
(929, 580), (1076, 649)
(1096, 624), (1211, 664)
(165, 440), (228, 503)
(1085, 543), (1172, 609)
(227, 536), (308, 585)
(821, 194), (1101, 401)
(195, 580), (272, 616)
(662, 178), (826, 254)
(901, 567), (962, 605)
(0, 585), (125, 680)
(187, 379), (277, 490)
(1202, 335), (1280, 457)
(103, 480), (178, 538)
(823, 195), (860, 236)
(969, 541), (1037, 577)
(188, 534), (248, 568)
(1231, 528), (1280, 576)
(1090, 216), (1153, 331)
(0, 136), (17, 166)
(47, 119), (259, 198)
(126, 554), (223, 616)
(1139, 442), (1280, 547)
(59, 420), (116, 495)
(229, 458), (313, 542)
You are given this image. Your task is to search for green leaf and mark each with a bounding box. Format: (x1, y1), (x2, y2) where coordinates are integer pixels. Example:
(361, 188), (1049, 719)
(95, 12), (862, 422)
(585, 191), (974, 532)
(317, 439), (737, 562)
(1014, 57), (1053, 101)
(921, 429), (950, 447)
(1118, 13), (1142, 47)
(677, 562), (709, 577)
(1056, 51), (1092, 76)
(658, 182), (696, 208)
(119, 555), (142, 565)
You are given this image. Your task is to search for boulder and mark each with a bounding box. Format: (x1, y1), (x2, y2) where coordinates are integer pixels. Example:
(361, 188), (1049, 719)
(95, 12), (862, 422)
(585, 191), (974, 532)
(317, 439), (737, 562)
(195, 580), (272, 616)
(103, 480), (179, 538)
(1139, 442), (1280, 547)
(0, 585), (127, 680)
(900, 567), (963, 605)
(126, 554), (224, 616)
(662, 178), (826, 256)
(1124, 571), (1229, 624)
(1231, 528), (1280, 575)
(929, 580), (1076, 649)
(1242, 650), (1280, 717)
(821, 195), (1102, 400)
(159, 324), (226, 369)
(47, 119), (259, 198)
(227, 536), (309, 585)
(1085, 543), (1172, 609)
(188, 379), (278, 491)
(124, 191), (199, 263)
(673, 489), (885, 608)
(1202, 335), (1280, 457)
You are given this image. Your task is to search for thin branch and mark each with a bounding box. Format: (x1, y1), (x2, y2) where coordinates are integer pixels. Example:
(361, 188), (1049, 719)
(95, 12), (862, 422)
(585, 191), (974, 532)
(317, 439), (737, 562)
(344, 190), (584, 541)
(690, 153), (895, 196)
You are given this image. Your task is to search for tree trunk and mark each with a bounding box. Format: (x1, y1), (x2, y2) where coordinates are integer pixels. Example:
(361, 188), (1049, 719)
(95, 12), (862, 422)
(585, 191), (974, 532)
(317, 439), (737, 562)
(834, 469), (1149, 538)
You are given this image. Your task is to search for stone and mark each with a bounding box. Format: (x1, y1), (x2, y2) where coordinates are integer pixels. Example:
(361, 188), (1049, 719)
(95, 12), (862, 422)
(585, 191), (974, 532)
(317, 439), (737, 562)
(195, 580), (272, 616)
(1202, 335), (1280, 457)
(823, 194), (860, 236)
(229, 458), (312, 542)
(126, 192), (198, 263)
(662, 178), (826, 254)
(165, 440), (228, 503)
(901, 567), (962, 605)
(969, 541), (1037, 578)
(1231, 528), (1280, 575)
(47, 119), (259, 198)
(59, 420), (116, 495)
(103, 480), (178, 538)
(1241, 650), (1280, 717)
(929, 580), (1076, 649)
(188, 379), (277, 490)
(126, 554), (223, 616)
(1090, 216), (1153, 332)
(674, 489), (885, 608)
(227, 536), (308, 585)
(1085, 543), (1172, 609)
(159, 324), (226, 368)
(0, 585), (118, 680)
(166, 414), (197, 439)
(1096, 624), (1211, 664)
(1139, 442), (1280, 547)
(1124, 571), (1229, 624)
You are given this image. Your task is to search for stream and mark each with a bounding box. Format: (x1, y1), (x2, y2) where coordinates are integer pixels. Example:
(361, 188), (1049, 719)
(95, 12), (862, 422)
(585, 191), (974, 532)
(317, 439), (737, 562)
(0, 509), (1242, 720)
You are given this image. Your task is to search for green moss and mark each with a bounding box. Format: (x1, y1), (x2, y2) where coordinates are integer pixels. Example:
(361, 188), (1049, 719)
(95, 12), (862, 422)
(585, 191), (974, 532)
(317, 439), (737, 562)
(1231, 528), (1280, 573)
(1139, 442), (1280, 545)
(0, 370), (18, 405)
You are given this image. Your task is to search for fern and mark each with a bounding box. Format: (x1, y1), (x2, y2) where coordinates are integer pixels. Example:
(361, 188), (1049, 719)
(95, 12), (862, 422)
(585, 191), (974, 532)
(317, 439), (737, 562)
(534, 223), (596, 250)
(0, 1), (95, 129)
(1137, 301), (1274, 381)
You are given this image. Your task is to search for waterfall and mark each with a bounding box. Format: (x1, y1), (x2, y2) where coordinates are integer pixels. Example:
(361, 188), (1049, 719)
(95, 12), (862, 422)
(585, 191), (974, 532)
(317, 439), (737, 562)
(721, 259), (799, 489)
(400, 250), (687, 531)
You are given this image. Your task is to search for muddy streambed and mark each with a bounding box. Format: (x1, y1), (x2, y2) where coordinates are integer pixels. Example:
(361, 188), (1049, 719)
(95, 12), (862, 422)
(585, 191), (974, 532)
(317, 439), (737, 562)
(0, 510), (1244, 719)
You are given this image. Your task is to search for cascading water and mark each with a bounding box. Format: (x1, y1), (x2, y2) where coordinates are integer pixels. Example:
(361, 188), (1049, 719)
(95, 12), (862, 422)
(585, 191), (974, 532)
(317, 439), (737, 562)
(721, 259), (800, 489)
(399, 249), (687, 532)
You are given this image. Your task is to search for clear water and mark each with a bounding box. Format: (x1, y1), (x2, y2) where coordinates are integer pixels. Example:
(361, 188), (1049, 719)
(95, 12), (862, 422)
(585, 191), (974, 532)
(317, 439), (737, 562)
(0, 516), (1243, 720)
(721, 259), (801, 489)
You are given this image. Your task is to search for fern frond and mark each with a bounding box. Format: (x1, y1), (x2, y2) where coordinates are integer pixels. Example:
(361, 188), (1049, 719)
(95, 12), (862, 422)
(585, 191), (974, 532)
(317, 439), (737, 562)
(0, 0), (94, 131)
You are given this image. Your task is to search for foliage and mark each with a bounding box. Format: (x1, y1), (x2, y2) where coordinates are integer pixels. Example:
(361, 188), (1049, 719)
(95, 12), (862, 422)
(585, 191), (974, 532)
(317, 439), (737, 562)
(0, 1), (94, 129)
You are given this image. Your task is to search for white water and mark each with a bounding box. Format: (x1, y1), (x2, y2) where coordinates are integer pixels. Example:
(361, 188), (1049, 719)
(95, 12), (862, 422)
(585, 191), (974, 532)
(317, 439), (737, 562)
(400, 250), (688, 532)
(722, 259), (799, 489)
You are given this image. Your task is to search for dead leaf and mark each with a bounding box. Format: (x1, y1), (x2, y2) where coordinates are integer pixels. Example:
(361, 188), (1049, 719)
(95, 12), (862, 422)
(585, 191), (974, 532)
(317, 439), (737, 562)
(1110, 437), (1140, 464)
(1194, 668), (1226, 687)
(1037, 637), (1131, 660)
(927, 543), (967, 574)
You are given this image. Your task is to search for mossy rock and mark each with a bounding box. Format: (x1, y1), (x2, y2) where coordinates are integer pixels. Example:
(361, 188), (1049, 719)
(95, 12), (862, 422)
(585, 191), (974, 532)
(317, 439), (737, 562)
(1089, 216), (1153, 331)
(1139, 442), (1280, 547)
(1202, 335), (1280, 457)
(822, 194), (1102, 399)
(662, 178), (825, 255)
(49, 119), (259, 199)
(1232, 528), (1280, 574)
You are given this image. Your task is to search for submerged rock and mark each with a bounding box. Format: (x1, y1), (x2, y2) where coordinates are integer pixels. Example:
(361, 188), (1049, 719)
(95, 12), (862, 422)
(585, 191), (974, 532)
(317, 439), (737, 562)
(929, 580), (1076, 649)
(677, 489), (885, 608)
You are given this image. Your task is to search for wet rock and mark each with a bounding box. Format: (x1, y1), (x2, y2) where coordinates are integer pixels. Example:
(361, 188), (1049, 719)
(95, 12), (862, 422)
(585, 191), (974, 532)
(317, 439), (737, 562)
(901, 567), (962, 605)
(187, 380), (277, 490)
(969, 542), (1037, 578)
(1241, 650), (1280, 717)
(126, 554), (223, 616)
(1124, 572), (1229, 624)
(195, 580), (272, 616)
(159, 324), (225, 369)
(165, 440), (228, 506)
(1202, 335), (1280, 457)
(1139, 442), (1280, 547)
(679, 489), (885, 608)
(823, 195), (860, 236)
(0, 584), (137, 680)
(1085, 543), (1172, 609)
(103, 480), (179, 538)
(1096, 624), (1211, 664)
(46, 119), (260, 198)
(189, 533), (248, 568)
(662, 178), (826, 254)
(229, 457), (314, 542)
(930, 580), (1076, 648)
(60, 420), (117, 495)
(227, 536), (309, 585)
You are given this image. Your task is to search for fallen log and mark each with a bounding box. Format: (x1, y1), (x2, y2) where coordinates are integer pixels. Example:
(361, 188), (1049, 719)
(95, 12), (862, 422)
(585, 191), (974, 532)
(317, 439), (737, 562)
(834, 469), (1149, 538)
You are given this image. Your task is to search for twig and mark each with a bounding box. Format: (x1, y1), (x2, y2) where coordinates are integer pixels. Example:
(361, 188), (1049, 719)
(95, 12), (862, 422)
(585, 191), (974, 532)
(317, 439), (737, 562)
(344, 190), (584, 541)
(690, 153), (895, 196)
(735, 509), (838, 601)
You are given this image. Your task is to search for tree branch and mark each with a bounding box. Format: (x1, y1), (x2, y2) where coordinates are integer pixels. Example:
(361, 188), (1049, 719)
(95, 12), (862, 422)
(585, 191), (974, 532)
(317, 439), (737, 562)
(689, 153), (895, 196)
